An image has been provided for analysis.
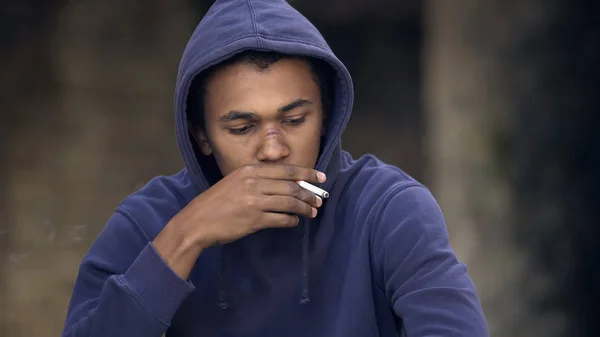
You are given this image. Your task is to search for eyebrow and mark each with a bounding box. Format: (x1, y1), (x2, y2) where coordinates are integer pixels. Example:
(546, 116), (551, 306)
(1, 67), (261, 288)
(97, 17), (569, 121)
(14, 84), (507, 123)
(278, 98), (313, 113)
(218, 98), (313, 122)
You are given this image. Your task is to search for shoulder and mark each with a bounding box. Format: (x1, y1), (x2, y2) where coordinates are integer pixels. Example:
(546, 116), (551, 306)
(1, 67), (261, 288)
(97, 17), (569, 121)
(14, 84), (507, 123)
(338, 152), (444, 236)
(115, 169), (198, 240)
(337, 152), (431, 210)
(373, 184), (445, 245)
(338, 152), (424, 194)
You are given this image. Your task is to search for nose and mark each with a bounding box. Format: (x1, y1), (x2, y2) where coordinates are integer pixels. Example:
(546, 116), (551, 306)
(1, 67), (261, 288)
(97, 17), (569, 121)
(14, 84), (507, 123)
(256, 134), (290, 163)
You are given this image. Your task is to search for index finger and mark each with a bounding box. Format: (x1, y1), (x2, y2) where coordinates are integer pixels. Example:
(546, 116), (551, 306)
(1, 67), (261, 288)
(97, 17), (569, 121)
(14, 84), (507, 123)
(251, 164), (326, 183)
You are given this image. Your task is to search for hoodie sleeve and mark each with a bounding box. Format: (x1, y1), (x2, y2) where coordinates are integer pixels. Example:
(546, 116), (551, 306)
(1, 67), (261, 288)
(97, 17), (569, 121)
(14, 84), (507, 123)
(373, 185), (489, 336)
(61, 209), (195, 337)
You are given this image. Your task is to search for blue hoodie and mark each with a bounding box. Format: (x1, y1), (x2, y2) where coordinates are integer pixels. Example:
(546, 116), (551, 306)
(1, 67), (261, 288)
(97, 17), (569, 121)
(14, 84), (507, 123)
(62, 0), (488, 336)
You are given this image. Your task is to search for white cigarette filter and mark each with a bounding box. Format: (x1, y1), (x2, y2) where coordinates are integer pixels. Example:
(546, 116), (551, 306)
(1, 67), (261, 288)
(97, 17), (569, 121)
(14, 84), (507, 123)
(297, 181), (330, 199)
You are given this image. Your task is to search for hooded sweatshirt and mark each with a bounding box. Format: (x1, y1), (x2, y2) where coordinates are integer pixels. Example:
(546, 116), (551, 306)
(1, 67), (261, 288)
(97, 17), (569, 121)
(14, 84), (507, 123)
(62, 0), (489, 336)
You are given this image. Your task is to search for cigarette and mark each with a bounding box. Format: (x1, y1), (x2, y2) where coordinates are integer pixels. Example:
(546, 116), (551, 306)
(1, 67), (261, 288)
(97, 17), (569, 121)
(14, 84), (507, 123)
(297, 181), (330, 199)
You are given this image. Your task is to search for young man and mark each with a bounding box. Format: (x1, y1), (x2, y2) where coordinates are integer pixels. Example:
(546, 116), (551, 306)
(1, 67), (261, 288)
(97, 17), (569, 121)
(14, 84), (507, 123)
(62, 0), (489, 336)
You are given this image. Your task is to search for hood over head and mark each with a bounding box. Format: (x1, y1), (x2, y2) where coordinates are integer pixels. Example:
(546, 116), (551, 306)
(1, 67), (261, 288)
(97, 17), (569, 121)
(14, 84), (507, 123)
(173, 0), (354, 308)
(175, 0), (354, 194)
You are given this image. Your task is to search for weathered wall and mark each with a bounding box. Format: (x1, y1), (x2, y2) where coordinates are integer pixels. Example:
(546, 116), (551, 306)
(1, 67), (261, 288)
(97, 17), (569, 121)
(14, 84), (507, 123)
(423, 1), (599, 336)
(423, 0), (530, 332)
(4, 1), (194, 335)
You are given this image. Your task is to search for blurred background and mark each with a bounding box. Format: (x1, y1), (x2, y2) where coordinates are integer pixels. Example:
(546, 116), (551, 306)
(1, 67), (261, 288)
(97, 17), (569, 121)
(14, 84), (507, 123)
(1, 0), (598, 336)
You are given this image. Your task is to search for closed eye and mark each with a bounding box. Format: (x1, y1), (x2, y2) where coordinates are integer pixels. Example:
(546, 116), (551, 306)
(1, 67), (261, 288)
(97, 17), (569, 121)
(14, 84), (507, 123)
(283, 116), (306, 126)
(229, 124), (255, 135)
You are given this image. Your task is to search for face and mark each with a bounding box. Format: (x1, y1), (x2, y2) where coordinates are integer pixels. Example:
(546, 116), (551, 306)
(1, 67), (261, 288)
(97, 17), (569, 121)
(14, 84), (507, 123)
(192, 58), (324, 176)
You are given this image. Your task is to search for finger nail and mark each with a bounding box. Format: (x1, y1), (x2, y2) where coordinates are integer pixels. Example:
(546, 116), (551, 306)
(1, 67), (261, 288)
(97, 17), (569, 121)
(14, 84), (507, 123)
(311, 207), (318, 218)
(316, 196), (323, 207)
(317, 172), (326, 182)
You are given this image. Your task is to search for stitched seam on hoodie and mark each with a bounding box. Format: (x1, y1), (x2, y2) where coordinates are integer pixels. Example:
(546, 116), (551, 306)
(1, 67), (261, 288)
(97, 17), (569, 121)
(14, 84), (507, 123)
(187, 35), (337, 75)
(369, 183), (424, 292)
(246, 0), (262, 48)
(257, 34), (330, 52)
(115, 208), (151, 242)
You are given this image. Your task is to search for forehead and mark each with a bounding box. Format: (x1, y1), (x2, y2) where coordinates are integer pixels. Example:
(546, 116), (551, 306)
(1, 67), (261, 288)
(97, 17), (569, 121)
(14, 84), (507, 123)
(203, 58), (320, 118)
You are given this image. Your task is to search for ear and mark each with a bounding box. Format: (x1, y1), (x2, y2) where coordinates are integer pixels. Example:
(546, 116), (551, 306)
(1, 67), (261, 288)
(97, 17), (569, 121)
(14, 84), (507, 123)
(188, 123), (213, 156)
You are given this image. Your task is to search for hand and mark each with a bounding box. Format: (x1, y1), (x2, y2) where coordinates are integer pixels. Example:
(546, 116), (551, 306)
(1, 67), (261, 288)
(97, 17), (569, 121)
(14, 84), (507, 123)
(169, 164), (326, 249)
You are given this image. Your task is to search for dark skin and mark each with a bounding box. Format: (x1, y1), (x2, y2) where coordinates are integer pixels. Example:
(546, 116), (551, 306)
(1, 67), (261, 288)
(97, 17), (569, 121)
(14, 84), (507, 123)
(153, 58), (326, 280)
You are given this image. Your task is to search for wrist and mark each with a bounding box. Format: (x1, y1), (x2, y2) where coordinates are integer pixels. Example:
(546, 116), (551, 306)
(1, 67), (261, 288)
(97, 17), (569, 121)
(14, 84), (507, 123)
(152, 220), (205, 280)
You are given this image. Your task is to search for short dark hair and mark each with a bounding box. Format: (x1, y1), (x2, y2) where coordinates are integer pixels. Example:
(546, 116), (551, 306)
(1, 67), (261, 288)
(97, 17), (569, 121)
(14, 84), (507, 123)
(187, 50), (332, 131)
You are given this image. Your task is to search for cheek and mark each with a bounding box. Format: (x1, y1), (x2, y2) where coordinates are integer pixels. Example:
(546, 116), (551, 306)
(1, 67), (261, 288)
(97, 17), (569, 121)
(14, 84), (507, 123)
(290, 124), (322, 159)
(208, 133), (253, 173)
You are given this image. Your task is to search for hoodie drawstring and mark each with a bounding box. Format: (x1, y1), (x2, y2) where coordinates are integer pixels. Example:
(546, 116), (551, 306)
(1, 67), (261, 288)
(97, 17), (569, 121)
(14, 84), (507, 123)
(300, 220), (311, 304)
(216, 219), (311, 309)
(217, 246), (229, 309)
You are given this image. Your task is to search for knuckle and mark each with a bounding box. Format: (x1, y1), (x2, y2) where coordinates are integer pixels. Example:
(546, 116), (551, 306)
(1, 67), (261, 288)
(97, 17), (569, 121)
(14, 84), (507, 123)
(283, 164), (297, 178)
(285, 215), (299, 227)
(288, 181), (301, 195)
(304, 203), (313, 216)
(240, 165), (255, 176)
(285, 197), (297, 209)
(244, 195), (257, 208)
(243, 176), (258, 190)
(305, 190), (316, 203)
(296, 188), (310, 203)
(278, 216), (289, 227)
(271, 196), (282, 208)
